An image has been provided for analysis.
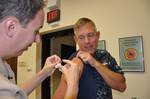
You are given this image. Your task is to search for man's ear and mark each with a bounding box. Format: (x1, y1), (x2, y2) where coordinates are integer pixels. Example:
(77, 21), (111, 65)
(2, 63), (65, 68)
(96, 31), (100, 39)
(74, 35), (77, 43)
(97, 31), (100, 37)
(5, 17), (18, 38)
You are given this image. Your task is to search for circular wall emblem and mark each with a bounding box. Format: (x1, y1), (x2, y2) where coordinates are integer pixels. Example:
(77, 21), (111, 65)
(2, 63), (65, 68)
(124, 48), (137, 60)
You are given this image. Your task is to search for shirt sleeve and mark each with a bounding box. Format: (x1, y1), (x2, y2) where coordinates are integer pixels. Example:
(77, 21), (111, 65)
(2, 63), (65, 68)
(68, 51), (78, 60)
(93, 49), (124, 75)
(0, 93), (16, 99)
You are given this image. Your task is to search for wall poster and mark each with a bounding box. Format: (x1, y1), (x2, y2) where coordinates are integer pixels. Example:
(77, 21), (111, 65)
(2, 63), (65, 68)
(119, 36), (144, 72)
(98, 40), (106, 50)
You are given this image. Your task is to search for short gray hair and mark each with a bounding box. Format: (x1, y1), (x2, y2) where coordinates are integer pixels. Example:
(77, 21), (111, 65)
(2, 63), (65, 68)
(74, 17), (97, 34)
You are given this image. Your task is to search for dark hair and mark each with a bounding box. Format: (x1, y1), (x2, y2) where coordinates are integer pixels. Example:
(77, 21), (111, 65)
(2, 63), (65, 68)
(0, 0), (45, 26)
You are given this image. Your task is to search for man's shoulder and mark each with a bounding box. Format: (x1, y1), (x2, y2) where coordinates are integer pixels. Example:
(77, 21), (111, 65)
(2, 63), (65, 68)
(69, 51), (78, 59)
(0, 74), (16, 90)
(0, 75), (27, 99)
(94, 49), (111, 59)
(0, 74), (18, 94)
(95, 49), (109, 54)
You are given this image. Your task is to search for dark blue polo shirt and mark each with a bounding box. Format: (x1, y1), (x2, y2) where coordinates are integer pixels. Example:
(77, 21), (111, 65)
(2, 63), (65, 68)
(70, 49), (124, 99)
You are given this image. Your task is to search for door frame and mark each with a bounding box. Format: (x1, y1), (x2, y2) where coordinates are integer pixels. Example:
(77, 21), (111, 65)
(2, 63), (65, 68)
(41, 25), (75, 99)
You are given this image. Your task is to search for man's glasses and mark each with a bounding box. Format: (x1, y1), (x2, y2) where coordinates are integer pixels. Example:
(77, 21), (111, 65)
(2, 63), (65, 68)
(78, 32), (96, 41)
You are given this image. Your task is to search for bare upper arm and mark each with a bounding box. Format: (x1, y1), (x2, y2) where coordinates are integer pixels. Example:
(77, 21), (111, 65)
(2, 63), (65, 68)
(71, 57), (84, 77)
(53, 57), (83, 99)
(53, 75), (67, 99)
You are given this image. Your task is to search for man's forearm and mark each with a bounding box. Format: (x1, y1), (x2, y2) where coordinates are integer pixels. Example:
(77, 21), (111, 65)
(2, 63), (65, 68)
(94, 61), (126, 92)
(20, 69), (49, 95)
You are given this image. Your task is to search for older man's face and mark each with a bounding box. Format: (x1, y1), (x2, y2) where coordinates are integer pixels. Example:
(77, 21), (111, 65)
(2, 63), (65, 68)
(74, 23), (99, 54)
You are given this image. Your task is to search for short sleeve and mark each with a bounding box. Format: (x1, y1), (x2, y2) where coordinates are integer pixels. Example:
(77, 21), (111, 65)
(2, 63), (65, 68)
(93, 49), (124, 75)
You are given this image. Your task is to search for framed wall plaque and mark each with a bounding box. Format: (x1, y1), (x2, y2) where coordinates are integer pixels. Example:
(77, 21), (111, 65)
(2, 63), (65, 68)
(98, 40), (106, 50)
(119, 36), (144, 72)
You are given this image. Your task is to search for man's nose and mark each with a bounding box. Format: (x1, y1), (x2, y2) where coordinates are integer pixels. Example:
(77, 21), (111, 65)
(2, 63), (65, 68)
(84, 36), (89, 43)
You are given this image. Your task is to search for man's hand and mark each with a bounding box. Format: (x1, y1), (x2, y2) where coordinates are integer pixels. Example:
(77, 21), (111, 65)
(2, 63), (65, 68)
(42, 55), (61, 76)
(60, 59), (80, 85)
(77, 51), (97, 67)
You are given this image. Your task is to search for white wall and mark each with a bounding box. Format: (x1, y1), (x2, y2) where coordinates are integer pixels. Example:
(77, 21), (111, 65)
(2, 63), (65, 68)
(18, 0), (150, 99)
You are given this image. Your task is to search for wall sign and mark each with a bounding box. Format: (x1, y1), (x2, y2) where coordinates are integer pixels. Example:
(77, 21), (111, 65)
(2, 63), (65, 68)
(98, 40), (106, 50)
(119, 36), (144, 72)
(47, 9), (60, 24)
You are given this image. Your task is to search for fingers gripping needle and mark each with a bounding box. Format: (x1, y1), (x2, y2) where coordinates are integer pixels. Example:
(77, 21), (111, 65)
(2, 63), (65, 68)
(49, 63), (61, 76)
(55, 63), (62, 69)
